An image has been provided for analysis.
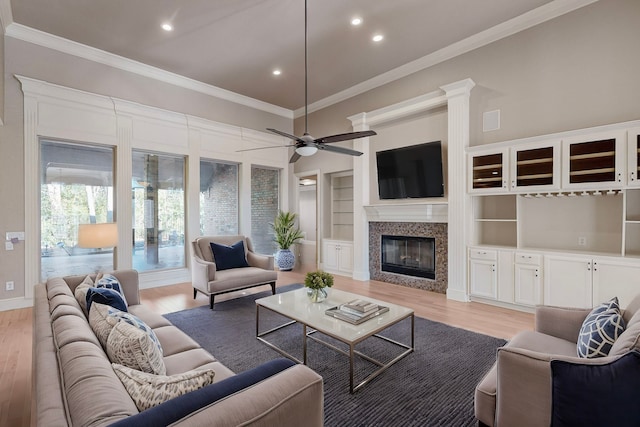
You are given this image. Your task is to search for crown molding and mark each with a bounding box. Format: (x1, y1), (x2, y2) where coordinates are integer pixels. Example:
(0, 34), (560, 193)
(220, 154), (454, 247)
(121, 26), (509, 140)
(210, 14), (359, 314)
(0, 0), (13, 32)
(294, 0), (599, 118)
(6, 23), (294, 120)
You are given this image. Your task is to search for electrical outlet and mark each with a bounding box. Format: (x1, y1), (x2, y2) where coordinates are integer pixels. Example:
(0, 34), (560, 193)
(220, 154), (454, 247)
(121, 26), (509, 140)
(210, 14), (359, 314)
(578, 236), (587, 246)
(5, 281), (14, 291)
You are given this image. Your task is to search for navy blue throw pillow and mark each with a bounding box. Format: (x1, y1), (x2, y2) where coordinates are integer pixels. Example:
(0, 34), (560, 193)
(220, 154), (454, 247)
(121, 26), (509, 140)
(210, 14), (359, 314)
(210, 240), (249, 271)
(86, 287), (128, 313)
(551, 351), (640, 427)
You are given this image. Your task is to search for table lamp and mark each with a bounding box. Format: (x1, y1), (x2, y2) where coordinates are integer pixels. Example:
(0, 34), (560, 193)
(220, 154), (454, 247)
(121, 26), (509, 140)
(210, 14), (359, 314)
(78, 223), (118, 249)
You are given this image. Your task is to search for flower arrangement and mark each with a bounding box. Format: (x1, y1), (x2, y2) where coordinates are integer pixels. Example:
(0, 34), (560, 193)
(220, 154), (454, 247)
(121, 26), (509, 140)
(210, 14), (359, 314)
(304, 270), (334, 290)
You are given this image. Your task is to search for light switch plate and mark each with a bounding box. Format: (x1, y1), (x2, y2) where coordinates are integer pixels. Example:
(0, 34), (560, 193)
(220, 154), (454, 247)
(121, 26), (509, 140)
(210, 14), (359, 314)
(5, 242), (13, 251)
(6, 232), (25, 241)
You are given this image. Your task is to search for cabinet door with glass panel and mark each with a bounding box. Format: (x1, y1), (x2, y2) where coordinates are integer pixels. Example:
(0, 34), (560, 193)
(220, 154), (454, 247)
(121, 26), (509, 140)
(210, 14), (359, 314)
(468, 148), (509, 193)
(509, 140), (561, 192)
(627, 127), (640, 188)
(561, 130), (626, 190)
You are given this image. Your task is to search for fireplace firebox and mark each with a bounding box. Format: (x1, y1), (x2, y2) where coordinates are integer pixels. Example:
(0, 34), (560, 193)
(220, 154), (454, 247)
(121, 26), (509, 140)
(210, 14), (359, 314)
(381, 235), (435, 279)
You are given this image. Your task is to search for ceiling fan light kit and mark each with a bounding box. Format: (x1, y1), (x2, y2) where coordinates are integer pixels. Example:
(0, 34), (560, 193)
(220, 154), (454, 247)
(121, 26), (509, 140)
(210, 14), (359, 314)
(237, 0), (376, 163)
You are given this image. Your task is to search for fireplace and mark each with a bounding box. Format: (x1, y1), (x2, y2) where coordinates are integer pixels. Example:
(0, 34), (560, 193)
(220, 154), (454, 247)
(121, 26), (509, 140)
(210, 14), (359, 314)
(381, 235), (435, 279)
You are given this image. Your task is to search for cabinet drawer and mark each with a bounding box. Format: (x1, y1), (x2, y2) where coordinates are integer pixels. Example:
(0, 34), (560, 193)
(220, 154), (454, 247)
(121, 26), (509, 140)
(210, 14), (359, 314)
(514, 252), (541, 265)
(469, 248), (497, 261)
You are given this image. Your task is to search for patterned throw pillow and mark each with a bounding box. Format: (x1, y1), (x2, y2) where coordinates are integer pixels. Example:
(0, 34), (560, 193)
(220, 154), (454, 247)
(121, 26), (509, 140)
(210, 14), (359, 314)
(577, 297), (626, 358)
(107, 320), (166, 375)
(112, 364), (216, 412)
(86, 287), (128, 314)
(88, 302), (116, 348)
(74, 275), (94, 316)
(96, 274), (128, 306)
(106, 309), (163, 355)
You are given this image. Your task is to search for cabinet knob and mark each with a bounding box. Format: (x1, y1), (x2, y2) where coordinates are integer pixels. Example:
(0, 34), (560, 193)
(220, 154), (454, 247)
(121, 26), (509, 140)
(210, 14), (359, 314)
(535, 268), (539, 278)
(593, 262), (597, 272)
(492, 264), (496, 272)
(618, 172), (622, 183)
(631, 171), (635, 181)
(587, 262), (591, 271)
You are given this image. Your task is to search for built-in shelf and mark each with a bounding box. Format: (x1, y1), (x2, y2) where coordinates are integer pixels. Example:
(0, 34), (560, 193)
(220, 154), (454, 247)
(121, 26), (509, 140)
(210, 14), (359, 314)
(330, 172), (354, 241)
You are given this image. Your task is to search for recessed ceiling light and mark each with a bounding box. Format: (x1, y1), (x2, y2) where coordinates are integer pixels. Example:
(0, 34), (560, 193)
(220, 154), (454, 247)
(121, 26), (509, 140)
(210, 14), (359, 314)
(161, 23), (173, 32)
(351, 17), (362, 26)
(272, 69), (282, 76)
(372, 34), (384, 42)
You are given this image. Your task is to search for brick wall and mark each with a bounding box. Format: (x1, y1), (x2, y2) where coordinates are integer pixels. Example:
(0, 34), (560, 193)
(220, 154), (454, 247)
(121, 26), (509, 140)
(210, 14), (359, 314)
(200, 161), (239, 235)
(251, 167), (279, 255)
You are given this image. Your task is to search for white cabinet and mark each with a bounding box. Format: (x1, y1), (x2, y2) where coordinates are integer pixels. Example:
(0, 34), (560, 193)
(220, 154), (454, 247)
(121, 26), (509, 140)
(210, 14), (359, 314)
(323, 239), (353, 276)
(468, 249), (498, 299)
(514, 253), (542, 306)
(544, 255), (593, 308)
(592, 259), (640, 308)
(561, 130), (626, 190)
(627, 127), (640, 187)
(468, 149), (509, 193)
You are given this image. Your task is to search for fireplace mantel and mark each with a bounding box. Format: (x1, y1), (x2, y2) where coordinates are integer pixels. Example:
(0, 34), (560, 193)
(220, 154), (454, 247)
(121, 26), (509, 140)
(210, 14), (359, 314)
(364, 203), (448, 223)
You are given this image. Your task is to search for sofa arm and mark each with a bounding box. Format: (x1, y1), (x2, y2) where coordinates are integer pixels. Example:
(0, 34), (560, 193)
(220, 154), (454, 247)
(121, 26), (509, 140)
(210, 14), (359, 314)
(191, 256), (216, 289)
(535, 305), (591, 343)
(247, 251), (274, 271)
(111, 269), (141, 306)
(110, 359), (323, 427)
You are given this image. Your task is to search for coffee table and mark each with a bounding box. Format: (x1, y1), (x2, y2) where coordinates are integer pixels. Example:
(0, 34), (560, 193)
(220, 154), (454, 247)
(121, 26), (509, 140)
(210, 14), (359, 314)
(256, 288), (414, 393)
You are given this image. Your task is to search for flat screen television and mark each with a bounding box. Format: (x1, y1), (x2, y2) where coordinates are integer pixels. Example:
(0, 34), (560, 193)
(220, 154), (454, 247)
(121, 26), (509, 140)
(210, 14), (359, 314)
(376, 141), (444, 199)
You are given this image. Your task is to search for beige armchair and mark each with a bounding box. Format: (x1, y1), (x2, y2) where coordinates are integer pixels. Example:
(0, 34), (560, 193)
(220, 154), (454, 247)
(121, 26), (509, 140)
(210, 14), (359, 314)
(475, 294), (640, 427)
(191, 235), (277, 309)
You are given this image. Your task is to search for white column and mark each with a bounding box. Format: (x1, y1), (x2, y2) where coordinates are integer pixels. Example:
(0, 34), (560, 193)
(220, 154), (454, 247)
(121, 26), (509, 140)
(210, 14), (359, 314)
(115, 112), (134, 269)
(23, 94), (39, 298)
(441, 79), (475, 302)
(349, 113), (371, 281)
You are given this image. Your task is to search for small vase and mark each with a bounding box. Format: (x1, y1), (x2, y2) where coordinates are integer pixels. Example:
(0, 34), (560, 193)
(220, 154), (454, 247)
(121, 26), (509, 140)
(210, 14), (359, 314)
(306, 287), (328, 303)
(276, 249), (295, 271)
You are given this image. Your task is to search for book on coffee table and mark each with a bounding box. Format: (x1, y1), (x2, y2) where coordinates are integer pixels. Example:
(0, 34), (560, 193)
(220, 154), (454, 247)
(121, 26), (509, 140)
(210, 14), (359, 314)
(325, 304), (389, 325)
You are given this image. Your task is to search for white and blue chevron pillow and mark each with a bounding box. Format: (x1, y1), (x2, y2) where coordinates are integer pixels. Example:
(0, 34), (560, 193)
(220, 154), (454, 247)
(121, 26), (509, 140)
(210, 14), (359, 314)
(577, 297), (626, 358)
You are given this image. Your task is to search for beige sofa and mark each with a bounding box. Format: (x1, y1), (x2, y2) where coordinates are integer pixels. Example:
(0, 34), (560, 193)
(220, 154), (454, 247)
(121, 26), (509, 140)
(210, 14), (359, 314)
(33, 269), (324, 426)
(191, 235), (278, 309)
(475, 294), (640, 427)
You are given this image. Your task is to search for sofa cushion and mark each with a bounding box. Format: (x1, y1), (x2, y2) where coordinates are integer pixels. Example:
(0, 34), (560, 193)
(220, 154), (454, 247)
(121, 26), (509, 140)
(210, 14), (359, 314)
(96, 273), (129, 306)
(210, 240), (249, 271)
(551, 351), (640, 427)
(107, 320), (166, 375)
(86, 287), (128, 313)
(507, 330), (578, 357)
(74, 275), (94, 316)
(112, 363), (216, 411)
(577, 297), (626, 358)
(609, 311), (640, 357)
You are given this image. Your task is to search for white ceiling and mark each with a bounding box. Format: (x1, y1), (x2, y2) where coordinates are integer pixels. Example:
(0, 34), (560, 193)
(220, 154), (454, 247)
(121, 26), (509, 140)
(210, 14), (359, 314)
(7, 0), (592, 112)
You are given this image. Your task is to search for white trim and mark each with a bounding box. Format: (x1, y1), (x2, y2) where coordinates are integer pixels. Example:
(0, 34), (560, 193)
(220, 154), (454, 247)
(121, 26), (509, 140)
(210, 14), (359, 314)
(447, 288), (470, 302)
(0, 0), (13, 32)
(296, 0), (598, 117)
(5, 23), (294, 120)
(0, 297), (33, 311)
(363, 204), (448, 223)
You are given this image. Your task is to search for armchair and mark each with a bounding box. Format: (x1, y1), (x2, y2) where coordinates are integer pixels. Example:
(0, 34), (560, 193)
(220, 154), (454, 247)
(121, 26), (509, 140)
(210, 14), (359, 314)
(191, 235), (277, 309)
(475, 294), (640, 427)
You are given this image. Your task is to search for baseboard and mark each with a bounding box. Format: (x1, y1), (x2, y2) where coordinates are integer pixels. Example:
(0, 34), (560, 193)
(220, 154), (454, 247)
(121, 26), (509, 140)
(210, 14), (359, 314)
(0, 296), (33, 312)
(446, 287), (469, 302)
(352, 269), (370, 281)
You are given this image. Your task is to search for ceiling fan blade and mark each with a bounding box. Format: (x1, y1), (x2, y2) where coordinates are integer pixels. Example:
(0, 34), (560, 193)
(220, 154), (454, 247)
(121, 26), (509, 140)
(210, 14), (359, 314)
(289, 152), (301, 163)
(236, 144), (294, 152)
(266, 128), (305, 144)
(316, 144), (363, 157)
(314, 130), (377, 144)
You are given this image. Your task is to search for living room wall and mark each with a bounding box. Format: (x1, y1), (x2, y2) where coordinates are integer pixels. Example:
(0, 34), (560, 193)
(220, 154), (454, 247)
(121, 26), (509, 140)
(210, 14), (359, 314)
(0, 37), (292, 307)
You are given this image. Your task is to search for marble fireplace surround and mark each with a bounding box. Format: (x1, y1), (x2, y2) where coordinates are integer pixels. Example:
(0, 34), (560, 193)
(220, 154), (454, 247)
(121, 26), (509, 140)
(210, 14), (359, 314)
(365, 203), (448, 294)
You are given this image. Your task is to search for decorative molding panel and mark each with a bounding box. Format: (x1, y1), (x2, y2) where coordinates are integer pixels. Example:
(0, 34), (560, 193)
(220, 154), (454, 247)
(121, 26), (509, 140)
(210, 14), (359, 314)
(364, 204), (448, 223)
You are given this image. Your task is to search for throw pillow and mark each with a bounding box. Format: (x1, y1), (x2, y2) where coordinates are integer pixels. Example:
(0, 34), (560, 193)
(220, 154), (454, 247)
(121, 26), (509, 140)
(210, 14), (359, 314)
(106, 309), (163, 355)
(112, 364), (216, 412)
(209, 240), (249, 271)
(577, 297), (626, 358)
(106, 321), (166, 375)
(88, 302), (116, 349)
(95, 274), (128, 307)
(74, 275), (94, 316)
(609, 311), (640, 357)
(86, 287), (128, 314)
(551, 351), (640, 427)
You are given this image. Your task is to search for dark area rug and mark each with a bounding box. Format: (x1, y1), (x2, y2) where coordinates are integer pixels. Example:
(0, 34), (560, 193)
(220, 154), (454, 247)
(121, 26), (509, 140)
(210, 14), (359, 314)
(164, 284), (505, 427)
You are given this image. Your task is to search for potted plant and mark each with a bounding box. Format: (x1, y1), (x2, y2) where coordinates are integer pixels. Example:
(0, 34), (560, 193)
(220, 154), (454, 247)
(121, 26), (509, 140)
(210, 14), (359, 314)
(271, 210), (304, 271)
(304, 270), (334, 302)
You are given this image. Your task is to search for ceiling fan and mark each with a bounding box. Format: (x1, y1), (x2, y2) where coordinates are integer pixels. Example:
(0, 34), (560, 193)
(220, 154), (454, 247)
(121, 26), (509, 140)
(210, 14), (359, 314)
(237, 0), (376, 163)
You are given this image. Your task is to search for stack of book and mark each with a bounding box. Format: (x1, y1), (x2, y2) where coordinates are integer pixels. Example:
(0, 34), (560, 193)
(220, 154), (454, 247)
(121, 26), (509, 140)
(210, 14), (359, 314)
(325, 299), (389, 324)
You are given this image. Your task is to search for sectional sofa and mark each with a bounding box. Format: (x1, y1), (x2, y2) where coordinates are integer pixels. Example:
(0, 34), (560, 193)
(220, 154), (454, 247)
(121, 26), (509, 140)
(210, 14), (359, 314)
(33, 269), (324, 426)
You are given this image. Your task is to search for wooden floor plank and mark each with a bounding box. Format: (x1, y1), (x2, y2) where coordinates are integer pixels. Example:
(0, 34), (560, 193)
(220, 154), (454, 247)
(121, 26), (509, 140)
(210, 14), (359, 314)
(1, 270), (533, 426)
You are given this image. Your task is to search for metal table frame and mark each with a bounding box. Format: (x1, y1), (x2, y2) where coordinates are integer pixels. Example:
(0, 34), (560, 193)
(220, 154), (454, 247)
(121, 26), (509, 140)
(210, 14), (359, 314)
(256, 304), (414, 393)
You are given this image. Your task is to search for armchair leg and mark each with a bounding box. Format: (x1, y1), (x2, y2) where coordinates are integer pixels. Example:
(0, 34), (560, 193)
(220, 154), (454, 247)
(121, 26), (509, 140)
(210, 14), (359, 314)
(209, 295), (215, 310)
(193, 288), (197, 299)
(270, 282), (276, 295)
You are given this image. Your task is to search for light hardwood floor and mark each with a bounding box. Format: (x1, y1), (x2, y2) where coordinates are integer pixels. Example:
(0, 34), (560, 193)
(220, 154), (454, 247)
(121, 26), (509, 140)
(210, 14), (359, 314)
(2, 271), (533, 427)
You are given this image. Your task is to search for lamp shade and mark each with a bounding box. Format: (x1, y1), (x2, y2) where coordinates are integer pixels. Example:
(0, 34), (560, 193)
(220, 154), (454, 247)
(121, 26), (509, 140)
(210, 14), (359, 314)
(78, 223), (118, 248)
(296, 145), (318, 156)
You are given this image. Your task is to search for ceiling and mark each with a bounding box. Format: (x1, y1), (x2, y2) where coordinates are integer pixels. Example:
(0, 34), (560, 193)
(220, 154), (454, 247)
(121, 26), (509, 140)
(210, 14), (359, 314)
(8, 0), (563, 111)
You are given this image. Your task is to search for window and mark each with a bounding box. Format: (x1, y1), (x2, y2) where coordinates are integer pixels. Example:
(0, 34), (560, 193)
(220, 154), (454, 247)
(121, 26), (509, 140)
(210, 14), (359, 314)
(200, 159), (239, 236)
(251, 166), (280, 255)
(132, 151), (186, 272)
(40, 140), (114, 280)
